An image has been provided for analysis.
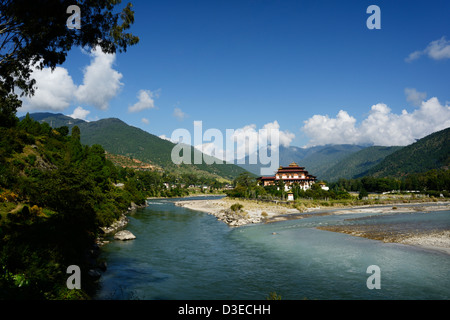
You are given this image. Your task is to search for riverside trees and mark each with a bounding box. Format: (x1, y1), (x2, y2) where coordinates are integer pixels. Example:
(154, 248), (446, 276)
(0, 116), (149, 299)
(330, 171), (450, 196)
(0, 0), (139, 299)
(226, 172), (352, 201)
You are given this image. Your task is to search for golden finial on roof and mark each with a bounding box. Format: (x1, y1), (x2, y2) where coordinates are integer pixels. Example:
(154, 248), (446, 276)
(289, 162), (298, 167)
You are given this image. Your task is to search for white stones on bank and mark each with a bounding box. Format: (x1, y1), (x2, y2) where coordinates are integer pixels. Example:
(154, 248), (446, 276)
(114, 230), (136, 241)
(100, 214), (128, 234)
(215, 209), (263, 227)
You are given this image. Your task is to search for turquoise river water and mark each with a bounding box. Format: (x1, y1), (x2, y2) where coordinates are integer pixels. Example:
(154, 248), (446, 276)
(94, 196), (450, 300)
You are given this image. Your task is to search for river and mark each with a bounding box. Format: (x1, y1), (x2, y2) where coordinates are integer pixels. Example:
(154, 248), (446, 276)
(94, 196), (450, 300)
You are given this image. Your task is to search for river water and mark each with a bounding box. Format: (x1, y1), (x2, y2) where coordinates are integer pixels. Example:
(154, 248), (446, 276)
(94, 196), (450, 300)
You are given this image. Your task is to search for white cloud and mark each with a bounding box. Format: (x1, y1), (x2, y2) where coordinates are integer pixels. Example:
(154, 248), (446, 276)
(21, 49), (123, 111)
(194, 141), (226, 161)
(302, 110), (360, 145)
(20, 65), (77, 112)
(302, 97), (450, 146)
(405, 50), (423, 63)
(75, 47), (123, 110)
(68, 106), (90, 121)
(173, 107), (187, 121)
(159, 134), (175, 143)
(262, 120), (295, 147)
(141, 117), (149, 124)
(128, 89), (157, 113)
(426, 37), (450, 60)
(20, 47), (124, 112)
(405, 88), (427, 107)
(405, 36), (450, 62)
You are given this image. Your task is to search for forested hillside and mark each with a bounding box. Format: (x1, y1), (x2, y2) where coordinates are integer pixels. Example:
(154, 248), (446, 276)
(366, 127), (450, 178)
(0, 0), (143, 301)
(28, 113), (249, 182)
(321, 146), (403, 181)
(0, 115), (162, 299)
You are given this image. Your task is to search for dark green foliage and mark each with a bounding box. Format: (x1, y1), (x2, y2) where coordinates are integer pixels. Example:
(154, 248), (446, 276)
(55, 126), (69, 137)
(331, 168), (450, 194)
(291, 182), (352, 201)
(0, 0), (140, 299)
(225, 172), (260, 198)
(0, 86), (20, 128)
(0, 117), (156, 299)
(358, 188), (369, 200)
(227, 173), (351, 201)
(230, 203), (243, 212)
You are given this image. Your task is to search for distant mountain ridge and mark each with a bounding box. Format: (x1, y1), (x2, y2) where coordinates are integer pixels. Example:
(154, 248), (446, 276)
(24, 113), (249, 182)
(320, 146), (403, 181)
(235, 128), (449, 181)
(366, 127), (450, 178)
(23, 113), (449, 182)
(238, 144), (367, 179)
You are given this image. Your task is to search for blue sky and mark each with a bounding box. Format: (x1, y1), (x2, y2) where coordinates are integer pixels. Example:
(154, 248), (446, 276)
(17, 0), (450, 150)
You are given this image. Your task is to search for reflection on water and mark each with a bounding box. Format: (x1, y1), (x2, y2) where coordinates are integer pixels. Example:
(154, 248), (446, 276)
(95, 197), (450, 300)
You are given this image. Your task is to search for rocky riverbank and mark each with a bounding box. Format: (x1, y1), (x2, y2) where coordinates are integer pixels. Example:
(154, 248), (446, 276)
(175, 198), (450, 227)
(175, 197), (300, 227)
(317, 225), (450, 255)
(87, 202), (144, 283)
(175, 197), (450, 254)
(97, 201), (145, 245)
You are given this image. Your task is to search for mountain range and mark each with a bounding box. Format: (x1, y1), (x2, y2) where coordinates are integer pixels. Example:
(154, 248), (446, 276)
(25, 113), (449, 182)
(217, 129), (449, 181)
(24, 113), (248, 182)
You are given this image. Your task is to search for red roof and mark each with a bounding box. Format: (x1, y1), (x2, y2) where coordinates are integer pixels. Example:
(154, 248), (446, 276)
(258, 176), (275, 180)
(257, 162), (317, 182)
(277, 177), (316, 180)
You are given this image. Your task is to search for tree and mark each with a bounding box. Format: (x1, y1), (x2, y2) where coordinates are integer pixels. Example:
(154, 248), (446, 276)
(68, 125), (82, 163)
(0, 0), (139, 125)
(0, 86), (20, 127)
(56, 126), (69, 137)
(234, 172), (256, 189)
(71, 125), (81, 142)
(358, 188), (369, 200)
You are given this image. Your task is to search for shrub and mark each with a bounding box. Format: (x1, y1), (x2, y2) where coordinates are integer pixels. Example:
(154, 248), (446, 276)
(30, 205), (46, 218)
(266, 292), (282, 300)
(294, 202), (306, 212)
(0, 190), (18, 203)
(230, 203), (243, 212)
(26, 154), (36, 165)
